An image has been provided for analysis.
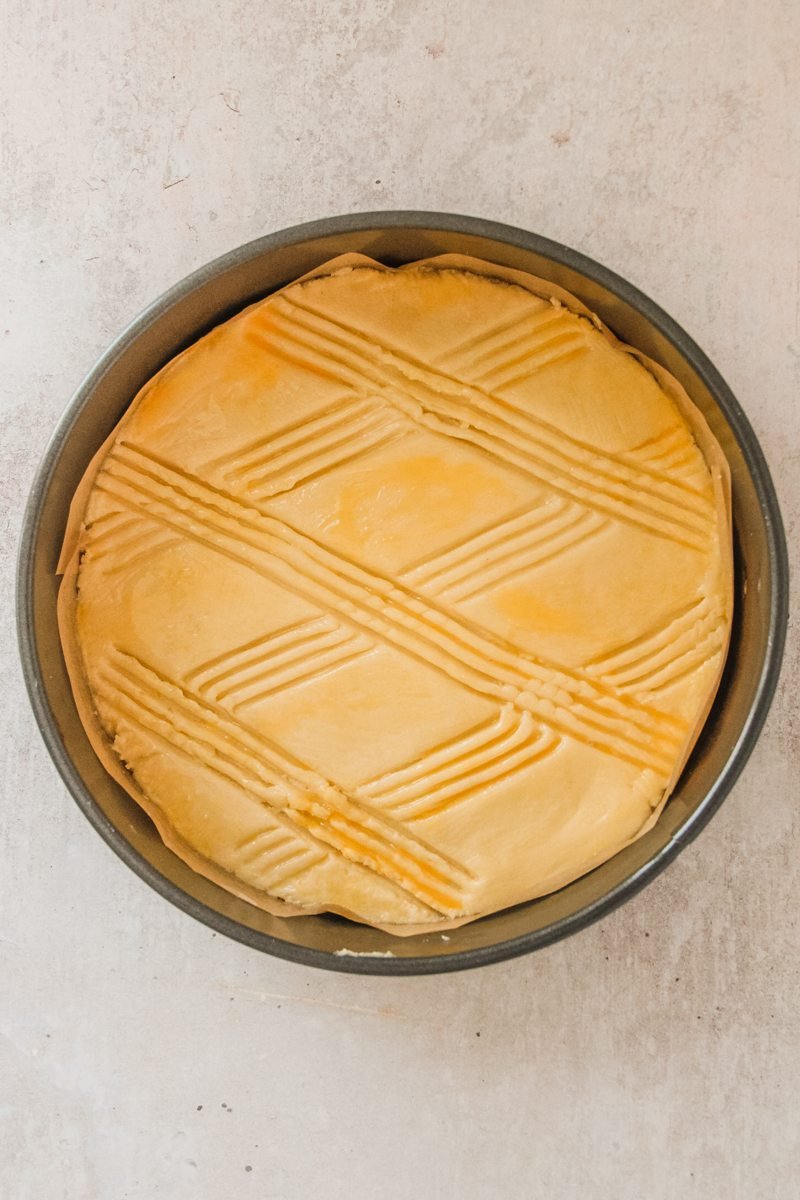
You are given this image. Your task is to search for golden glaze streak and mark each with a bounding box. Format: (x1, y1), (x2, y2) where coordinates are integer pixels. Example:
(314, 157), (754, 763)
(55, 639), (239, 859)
(102, 650), (473, 914)
(272, 294), (714, 536)
(94, 443), (684, 776)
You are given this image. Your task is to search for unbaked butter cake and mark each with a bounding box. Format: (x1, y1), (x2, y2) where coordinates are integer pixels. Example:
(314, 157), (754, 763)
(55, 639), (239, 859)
(57, 254), (732, 934)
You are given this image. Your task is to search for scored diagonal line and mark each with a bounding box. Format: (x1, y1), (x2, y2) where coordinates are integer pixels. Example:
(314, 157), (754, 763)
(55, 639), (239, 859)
(231, 826), (327, 889)
(107, 684), (329, 896)
(85, 512), (145, 558)
(402, 497), (611, 602)
(436, 302), (570, 373)
(184, 616), (374, 709)
(618, 429), (704, 492)
(204, 395), (408, 501)
(205, 395), (372, 475)
(584, 598), (727, 696)
(94, 443), (687, 777)
(185, 616), (337, 689)
(466, 316), (588, 391)
(273, 296), (711, 534)
(85, 510), (181, 575)
(358, 709), (561, 822)
(99, 649), (473, 916)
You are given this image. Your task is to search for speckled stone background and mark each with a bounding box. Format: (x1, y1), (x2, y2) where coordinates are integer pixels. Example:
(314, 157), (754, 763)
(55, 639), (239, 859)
(2, 2), (798, 1197)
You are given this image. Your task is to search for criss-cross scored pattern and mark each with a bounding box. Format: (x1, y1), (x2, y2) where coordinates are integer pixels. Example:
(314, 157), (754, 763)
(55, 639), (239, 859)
(245, 294), (715, 552)
(87, 285), (726, 917)
(95, 441), (689, 772)
(96, 648), (474, 916)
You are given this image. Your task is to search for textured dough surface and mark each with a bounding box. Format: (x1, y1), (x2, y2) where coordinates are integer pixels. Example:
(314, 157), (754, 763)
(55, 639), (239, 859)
(58, 258), (732, 932)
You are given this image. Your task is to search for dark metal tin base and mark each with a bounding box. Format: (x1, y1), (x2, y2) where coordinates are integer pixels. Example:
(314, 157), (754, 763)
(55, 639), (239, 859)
(17, 212), (789, 974)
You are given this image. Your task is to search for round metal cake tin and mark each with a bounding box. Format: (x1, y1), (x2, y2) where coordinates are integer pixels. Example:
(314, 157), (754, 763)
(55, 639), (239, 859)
(17, 212), (789, 975)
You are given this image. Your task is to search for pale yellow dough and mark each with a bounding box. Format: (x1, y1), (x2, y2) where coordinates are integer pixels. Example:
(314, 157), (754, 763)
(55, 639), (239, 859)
(59, 259), (732, 933)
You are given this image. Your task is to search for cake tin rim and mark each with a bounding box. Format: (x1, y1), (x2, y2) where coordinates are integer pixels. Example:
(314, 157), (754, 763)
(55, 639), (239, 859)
(17, 210), (789, 975)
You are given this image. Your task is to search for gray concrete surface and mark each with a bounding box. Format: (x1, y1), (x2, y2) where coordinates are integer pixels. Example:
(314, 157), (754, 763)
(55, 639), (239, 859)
(2, 2), (798, 1197)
